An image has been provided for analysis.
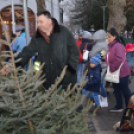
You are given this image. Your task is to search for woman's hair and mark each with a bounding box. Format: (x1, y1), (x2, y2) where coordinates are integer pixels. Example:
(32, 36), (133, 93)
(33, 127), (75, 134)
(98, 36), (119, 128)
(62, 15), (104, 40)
(107, 27), (122, 44)
(119, 36), (126, 46)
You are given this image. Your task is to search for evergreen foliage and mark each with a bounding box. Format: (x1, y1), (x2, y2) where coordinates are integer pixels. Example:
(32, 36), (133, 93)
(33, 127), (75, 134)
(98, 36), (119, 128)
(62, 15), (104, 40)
(0, 16), (95, 134)
(88, 0), (109, 30)
(70, 0), (108, 31)
(70, 0), (134, 31)
(125, 0), (134, 31)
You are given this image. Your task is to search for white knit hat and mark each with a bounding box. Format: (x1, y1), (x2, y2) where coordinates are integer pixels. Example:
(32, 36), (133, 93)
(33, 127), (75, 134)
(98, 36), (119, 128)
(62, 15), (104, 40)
(80, 31), (92, 39)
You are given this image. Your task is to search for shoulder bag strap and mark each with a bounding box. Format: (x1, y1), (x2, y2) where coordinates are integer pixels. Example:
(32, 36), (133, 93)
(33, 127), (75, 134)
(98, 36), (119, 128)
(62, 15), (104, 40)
(107, 52), (109, 65)
(84, 43), (88, 51)
(119, 58), (125, 70)
(107, 53), (126, 70)
(107, 52), (125, 71)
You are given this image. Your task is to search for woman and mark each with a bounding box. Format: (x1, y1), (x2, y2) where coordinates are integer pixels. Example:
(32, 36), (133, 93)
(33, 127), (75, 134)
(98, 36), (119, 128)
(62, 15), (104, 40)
(105, 33), (114, 95)
(106, 27), (132, 112)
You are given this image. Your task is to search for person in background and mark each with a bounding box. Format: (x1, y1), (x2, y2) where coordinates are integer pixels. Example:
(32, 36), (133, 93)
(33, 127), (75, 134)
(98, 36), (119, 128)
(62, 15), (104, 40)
(11, 33), (17, 53)
(4, 33), (16, 61)
(105, 32), (114, 95)
(125, 43), (134, 56)
(83, 54), (102, 112)
(12, 28), (27, 53)
(87, 30), (108, 107)
(105, 34), (126, 95)
(106, 27), (132, 112)
(76, 31), (93, 85)
(89, 30), (107, 58)
(11, 33), (16, 41)
(76, 31), (94, 112)
(11, 29), (30, 70)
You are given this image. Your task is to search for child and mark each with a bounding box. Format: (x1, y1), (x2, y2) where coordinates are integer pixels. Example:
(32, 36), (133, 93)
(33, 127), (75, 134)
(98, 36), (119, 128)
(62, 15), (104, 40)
(83, 54), (102, 111)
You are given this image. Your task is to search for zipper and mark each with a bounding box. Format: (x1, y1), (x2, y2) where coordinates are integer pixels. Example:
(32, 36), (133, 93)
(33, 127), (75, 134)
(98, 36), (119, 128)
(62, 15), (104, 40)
(49, 37), (53, 84)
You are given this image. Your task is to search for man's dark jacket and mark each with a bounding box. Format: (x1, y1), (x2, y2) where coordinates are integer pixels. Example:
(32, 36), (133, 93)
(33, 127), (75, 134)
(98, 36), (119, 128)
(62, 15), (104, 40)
(16, 18), (79, 90)
(80, 38), (94, 55)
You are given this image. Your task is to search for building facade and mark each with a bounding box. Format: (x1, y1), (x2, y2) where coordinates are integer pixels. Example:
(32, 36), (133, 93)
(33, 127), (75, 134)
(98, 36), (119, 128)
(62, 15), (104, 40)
(0, 0), (61, 50)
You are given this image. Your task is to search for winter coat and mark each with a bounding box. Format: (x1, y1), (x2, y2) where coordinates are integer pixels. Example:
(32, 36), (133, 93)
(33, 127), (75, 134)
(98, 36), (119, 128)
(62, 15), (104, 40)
(84, 30), (107, 74)
(106, 40), (131, 78)
(89, 30), (107, 58)
(80, 38), (94, 55)
(85, 64), (102, 93)
(15, 18), (79, 90)
(76, 38), (93, 63)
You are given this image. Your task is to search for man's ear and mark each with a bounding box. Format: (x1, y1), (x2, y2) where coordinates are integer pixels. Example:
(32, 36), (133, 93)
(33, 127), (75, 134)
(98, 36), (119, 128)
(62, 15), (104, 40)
(49, 18), (52, 23)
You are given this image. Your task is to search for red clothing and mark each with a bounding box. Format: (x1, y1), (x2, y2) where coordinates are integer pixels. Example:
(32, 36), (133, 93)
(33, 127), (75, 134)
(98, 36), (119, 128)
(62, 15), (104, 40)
(125, 43), (134, 57)
(76, 38), (82, 63)
(125, 43), (133, 52)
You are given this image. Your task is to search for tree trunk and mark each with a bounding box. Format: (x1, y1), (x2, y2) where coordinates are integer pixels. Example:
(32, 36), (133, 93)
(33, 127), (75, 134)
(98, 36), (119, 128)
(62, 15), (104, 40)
(36, 0), (46, 12)
(107, 0), (127, 34)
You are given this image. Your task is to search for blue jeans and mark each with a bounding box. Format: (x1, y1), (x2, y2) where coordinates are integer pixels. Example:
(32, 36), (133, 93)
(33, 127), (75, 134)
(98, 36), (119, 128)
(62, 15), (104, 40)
(112, 75), (132, 109)
(100, 76), (107, 97)
(83, 89), (100, 106)
(77, 63), (85, 85)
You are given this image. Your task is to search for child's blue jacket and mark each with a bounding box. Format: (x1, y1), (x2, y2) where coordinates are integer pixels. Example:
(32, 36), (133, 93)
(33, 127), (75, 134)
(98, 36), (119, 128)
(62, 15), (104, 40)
(85, 64), (102, 93)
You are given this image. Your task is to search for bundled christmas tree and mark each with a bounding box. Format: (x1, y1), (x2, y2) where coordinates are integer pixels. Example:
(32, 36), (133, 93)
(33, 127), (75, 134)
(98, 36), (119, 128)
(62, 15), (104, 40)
(0, 16), (95, 134)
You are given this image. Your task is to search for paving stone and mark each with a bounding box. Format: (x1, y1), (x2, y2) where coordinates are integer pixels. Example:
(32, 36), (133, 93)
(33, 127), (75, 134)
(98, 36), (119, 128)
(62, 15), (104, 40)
(87, 77), (134, 134)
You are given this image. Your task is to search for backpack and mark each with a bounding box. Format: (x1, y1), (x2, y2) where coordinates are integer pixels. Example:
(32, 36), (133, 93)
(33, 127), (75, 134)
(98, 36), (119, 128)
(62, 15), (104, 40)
(125, 43), (134, 83)
(126, 51), (134, 70)
(113, 94), (134, 133)
(125, 43), (134, 69)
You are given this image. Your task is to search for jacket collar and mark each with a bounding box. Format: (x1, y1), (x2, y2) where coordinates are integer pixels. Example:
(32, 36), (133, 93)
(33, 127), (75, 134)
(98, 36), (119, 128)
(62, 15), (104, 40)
(82, 38), (90, 43)
(108, 40), (118, 48)
(35, 18), (61, 38)
(82, 38), (94, 44)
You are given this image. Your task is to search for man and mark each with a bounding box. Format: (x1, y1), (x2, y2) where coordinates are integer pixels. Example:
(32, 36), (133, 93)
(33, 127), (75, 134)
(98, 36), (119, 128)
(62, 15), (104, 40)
(0, 10), (79, 90)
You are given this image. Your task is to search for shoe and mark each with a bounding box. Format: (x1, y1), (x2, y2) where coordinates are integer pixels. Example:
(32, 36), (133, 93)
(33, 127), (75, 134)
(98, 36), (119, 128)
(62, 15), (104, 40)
(109, 107), (123, 112)
(106, 88), (109, 95)
(100, 97), (108, 107)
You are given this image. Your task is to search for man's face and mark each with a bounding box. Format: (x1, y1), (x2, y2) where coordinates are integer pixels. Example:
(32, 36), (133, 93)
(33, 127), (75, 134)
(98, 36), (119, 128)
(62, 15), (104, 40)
(37, 15), (51, 32)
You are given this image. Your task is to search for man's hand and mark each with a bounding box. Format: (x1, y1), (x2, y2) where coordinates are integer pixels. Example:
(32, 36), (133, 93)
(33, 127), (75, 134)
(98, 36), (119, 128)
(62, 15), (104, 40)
(0, 64), (11, 75)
